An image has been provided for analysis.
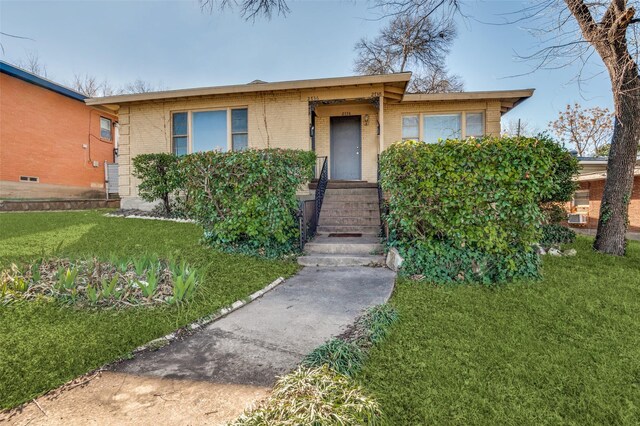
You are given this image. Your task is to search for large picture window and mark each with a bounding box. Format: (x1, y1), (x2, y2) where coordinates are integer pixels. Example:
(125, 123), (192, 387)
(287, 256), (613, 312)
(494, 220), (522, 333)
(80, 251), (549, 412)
(172, 108), (248, 155)
(402, 111), (485, 143)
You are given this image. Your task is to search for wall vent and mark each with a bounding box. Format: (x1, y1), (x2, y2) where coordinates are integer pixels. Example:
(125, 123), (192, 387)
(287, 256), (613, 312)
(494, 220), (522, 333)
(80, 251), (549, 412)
(19, 176), (39, 183)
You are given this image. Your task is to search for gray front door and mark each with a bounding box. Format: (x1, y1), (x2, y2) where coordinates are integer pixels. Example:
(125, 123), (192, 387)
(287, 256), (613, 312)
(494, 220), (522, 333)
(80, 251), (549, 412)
(330, 116), (361, 180)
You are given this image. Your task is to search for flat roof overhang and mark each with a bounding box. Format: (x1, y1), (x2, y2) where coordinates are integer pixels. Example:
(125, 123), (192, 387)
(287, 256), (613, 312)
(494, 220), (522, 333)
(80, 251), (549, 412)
(402, 89), (535, 114)
(86, 73), (413, 110)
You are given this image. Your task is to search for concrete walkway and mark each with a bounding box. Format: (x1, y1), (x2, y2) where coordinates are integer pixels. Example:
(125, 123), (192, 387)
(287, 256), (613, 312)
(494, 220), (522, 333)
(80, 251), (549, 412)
(6, 266), (395, 426)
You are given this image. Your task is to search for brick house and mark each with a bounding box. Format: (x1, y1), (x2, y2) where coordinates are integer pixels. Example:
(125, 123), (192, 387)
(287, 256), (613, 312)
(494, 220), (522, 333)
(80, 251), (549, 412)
(0, 61), (117, 199)
(87, 73), (533, 211)
(569, 157), (640, 231)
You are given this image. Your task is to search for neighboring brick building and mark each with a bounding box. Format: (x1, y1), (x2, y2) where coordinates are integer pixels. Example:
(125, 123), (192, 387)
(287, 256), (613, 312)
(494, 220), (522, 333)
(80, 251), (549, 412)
(86, 73), (532, 209)
(0, 61), (117, 199)
(568, 157), (640, 232)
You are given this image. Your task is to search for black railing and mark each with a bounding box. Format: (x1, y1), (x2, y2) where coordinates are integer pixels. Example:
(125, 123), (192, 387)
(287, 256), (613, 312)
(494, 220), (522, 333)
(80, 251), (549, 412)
(315, 156), (329, 223)
(298, 156), (328, 250)
(377, 154), (388, 239)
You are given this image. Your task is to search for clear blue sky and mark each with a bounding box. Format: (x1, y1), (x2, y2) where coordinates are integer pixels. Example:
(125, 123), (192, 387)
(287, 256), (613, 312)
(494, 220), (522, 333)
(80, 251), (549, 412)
(0, 0), (614, 131)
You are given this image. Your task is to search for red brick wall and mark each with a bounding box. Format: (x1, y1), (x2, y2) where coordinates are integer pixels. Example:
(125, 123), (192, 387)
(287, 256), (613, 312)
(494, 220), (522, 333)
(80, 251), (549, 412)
(571, 176), (640, 231)
(0, 73), (116, 191)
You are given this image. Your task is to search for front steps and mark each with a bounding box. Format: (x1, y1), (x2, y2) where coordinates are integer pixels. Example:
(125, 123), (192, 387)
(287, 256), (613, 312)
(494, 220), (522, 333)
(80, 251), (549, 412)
(298, 181), (385, 267)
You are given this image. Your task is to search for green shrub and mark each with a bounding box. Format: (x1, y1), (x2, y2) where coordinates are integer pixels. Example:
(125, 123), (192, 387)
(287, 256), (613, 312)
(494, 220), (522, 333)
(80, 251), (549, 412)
(302, 339), (366, 376)
(536, 134), (580, 204)
(181, 149), (315, 258)
(230, 365), (383, 425)
(380, 137), (560, 284)
(540, 224), (576, 246)
(132, 153), (184, 214)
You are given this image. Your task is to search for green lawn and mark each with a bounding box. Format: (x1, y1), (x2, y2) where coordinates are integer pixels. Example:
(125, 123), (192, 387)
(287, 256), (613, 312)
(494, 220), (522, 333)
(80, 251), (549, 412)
(358, 237), (640, 425)
(0, 210), (299, 410)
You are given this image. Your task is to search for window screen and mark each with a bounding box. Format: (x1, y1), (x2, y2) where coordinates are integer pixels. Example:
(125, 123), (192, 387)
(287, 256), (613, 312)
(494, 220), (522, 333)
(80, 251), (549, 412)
(100, 117), (112, 140)
(172, 112), (188, 156)
(402, 115), (419, 141)
(465, 112), (484, 138)
(231, 108), (248, 151)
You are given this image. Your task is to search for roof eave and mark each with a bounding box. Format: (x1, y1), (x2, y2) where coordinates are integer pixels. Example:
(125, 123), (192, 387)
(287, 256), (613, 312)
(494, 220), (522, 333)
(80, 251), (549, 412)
(86, 72), (413, 107)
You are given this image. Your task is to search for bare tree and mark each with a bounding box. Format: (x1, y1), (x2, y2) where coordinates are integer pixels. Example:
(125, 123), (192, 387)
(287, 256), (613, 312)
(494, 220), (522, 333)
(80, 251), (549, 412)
(71, 73), (114, 97)
(199, 0), (289, 21)
(502, 118), (540, 137)
(549, 103), (614, 156)
(408, 66), (463, 92)
(353, 13), (462, 92)
(533, 1), (640, 255)
(122, 79), (157, 94)
(17, 51), (47, 77)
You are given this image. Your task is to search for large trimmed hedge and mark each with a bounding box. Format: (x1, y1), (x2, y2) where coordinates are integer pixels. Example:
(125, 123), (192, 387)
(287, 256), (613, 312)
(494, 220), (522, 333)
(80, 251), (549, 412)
(380, 137), (561, 283)
(181, 149), (315, 258)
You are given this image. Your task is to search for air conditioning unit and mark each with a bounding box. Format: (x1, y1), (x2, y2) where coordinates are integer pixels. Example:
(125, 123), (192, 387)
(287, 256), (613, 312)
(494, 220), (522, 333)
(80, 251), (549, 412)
(568, 213), (587, 224)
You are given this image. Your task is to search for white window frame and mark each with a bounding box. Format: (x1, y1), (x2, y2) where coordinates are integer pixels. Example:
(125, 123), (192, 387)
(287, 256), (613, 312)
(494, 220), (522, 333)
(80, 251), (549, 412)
(401, 111), (486, 142)
(100, 117), (113, 141)
(171, 107), (248, 154)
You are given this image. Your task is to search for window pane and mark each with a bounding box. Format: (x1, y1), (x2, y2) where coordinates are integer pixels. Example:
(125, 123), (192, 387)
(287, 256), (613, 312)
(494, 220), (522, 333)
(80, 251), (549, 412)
(100, 117), (112, 140)
(423, 114), (461, 143)
(172, 112), (188, 136)
(192, 110), (227, 152)
(232, 134), (248, 151)
(232, 108), (248, 133)
(173, 136), (188, 156)
(466, 112), (484, 138)
(402, 115), (419, 140)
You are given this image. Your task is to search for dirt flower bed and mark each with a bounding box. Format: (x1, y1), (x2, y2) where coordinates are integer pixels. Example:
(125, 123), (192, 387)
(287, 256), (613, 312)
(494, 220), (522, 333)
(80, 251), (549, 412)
(1, 257), (198, 308)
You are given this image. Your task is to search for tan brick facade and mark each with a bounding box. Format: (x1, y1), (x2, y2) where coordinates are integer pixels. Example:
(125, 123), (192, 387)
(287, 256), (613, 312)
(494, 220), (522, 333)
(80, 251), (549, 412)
(114, 86), (508, 208)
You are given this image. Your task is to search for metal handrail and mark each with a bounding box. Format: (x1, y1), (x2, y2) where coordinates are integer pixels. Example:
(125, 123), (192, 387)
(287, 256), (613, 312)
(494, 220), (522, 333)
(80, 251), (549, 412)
(315, 156), (329, 224)
(377, 154), (388, 240)
(298, 156), (328, 250)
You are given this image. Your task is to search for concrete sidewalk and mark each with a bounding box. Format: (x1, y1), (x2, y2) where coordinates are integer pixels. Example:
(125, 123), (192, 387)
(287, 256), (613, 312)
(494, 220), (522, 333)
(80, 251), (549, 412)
(6, 266), (395, 426)
(116, 266), (395, 386)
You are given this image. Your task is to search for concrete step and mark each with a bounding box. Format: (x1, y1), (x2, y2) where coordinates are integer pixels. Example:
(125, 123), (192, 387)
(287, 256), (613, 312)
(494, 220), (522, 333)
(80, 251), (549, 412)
(305, 240), (382, 255)
(310, 180), (378, 190)
(320, 208), (380, 218)
(297, 254), (386, 267)
(324, 188), (379, 195)
(322, 201), (379, 210)
(323, 194), (379, 202)
(317, 225), (381, 235)
(319, 216), (381, 226)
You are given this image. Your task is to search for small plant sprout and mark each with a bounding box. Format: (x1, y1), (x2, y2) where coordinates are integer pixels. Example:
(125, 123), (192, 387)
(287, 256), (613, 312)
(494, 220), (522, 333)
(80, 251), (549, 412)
(86, 285), (99, 304)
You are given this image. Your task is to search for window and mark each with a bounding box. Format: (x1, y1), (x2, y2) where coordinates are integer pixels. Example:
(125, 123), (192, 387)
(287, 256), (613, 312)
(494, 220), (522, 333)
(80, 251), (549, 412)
(573, 190), (590, 208)
(19, 175), (39, 182)
(401, 115), (419, 141)
(172, 108), (248, 155)
(231, 108), (248, 151)
(192, 110), (227, 152)
(402, 111), (485, 143)
(423, 114), (461, 144)
(465, 112), (484, 138)
(172, 112), (188, 156)
(100, 117), (112, 141)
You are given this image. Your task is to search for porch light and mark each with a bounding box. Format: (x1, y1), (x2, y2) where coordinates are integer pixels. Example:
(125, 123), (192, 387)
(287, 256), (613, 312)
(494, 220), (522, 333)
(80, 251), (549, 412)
(364, 114), (370, 125)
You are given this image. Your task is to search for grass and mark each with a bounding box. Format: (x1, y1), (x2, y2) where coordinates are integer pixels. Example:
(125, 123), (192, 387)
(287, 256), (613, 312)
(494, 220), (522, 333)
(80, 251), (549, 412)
(0, 210), (299, 410)
(358, 236), (640, 425)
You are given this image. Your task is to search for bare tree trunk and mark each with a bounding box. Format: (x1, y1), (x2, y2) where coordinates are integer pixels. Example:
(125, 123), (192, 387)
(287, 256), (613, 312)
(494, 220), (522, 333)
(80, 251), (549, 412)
(564, 0), (640, 255)
(594, 78), (640, 254)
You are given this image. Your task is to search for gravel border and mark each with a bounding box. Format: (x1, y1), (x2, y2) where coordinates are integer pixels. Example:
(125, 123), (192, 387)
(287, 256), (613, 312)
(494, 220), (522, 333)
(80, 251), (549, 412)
(104, 212), (196, 224)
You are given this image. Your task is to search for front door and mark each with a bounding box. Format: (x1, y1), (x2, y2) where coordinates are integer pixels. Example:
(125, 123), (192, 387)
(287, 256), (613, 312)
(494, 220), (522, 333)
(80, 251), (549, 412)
(330, 116), (361, 180)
